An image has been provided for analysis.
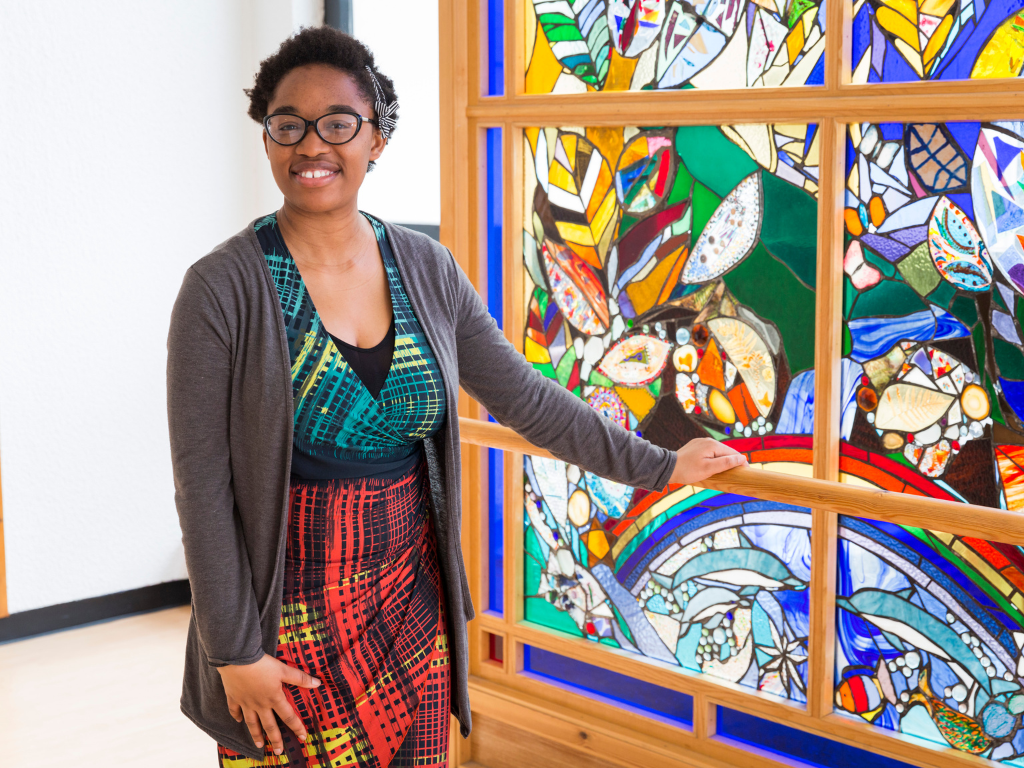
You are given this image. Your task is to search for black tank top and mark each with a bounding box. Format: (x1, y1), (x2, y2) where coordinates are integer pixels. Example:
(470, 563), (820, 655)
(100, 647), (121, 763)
(328, 317), (396, 401)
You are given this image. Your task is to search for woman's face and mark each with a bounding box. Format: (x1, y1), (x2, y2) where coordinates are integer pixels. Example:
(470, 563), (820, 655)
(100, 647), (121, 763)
(263, 64), (385, 215)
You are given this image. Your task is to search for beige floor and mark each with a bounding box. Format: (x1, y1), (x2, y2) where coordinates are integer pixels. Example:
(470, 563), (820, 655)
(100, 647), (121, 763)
(0, 606), (216, 767)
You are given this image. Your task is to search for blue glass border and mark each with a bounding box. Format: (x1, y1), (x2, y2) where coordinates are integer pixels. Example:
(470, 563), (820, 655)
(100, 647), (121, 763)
(487, 0), (504, 96)
(523, 645), (693, 727)
(485, 126), (504, 615)
(717, 708), (914, 768)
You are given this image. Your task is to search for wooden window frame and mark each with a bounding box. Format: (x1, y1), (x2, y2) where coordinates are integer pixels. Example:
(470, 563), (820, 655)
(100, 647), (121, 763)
(441, 0), (1024, 765)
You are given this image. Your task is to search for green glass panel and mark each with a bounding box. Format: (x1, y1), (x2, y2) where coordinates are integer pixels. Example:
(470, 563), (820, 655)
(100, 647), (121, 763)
(897, 243), (941, 296)
(842, 323), (852, 356)
(760, 172), (818, 289)
(950, 295), (979, 328)
(675, 126), (758, 198)
(843, 276), (857, 319)
(926, 279), (956, 308)
(690, 181), (720, 243)
(524, 526), (581, 635)
(533, 362), (557, 379)
(724, 241), (816, 373)
(849, 280), (926, 320)
(995, 338), (1024, 380)
(862, 247), (896, 278)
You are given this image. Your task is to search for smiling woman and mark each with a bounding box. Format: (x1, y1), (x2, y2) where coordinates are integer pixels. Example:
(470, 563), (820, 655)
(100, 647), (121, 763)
(165, 24), (745, 768)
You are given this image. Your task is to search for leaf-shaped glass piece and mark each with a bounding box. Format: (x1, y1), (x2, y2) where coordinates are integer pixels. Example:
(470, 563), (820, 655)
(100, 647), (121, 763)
(614, 133), (675, 214)
(681, 172), (763, 284)
(972, 124), (1024, 295)
(597, 334), (671, 386)
(928, 196), (993, 292)
(874, 383), (955, 433)
(548, 132), (620, 268)
(708, 317), (776, 418)
(533, 0), (612, 88)
(608, 0), (666, 57)
(543, 239), (610, 335)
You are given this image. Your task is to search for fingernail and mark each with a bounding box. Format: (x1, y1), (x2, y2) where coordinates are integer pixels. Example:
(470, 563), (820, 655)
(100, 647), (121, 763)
(275, 748), (284, 755)
(255, 741), (264, 749)
(313, 678), (321, 686)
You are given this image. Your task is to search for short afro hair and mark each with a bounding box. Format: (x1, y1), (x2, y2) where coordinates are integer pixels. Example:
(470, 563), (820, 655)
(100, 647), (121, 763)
(245, 26), (398, 147)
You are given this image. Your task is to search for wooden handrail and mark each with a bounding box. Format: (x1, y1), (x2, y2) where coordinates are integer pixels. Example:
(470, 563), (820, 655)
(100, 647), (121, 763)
(458, 417), (1024, 545)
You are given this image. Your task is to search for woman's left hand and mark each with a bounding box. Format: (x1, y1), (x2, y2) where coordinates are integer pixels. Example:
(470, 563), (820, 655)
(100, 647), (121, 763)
(669, 438), (747, 486)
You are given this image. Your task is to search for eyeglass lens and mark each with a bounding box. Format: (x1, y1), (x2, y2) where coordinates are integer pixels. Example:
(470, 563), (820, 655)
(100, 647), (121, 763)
(266, 113), (361, 145)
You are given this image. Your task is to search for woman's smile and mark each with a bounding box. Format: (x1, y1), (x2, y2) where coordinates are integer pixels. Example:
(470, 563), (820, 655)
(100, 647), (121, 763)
(290, 161), (340, 187)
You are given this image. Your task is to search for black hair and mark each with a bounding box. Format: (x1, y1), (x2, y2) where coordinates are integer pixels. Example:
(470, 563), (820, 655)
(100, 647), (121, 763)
(245, 26), (397, 169)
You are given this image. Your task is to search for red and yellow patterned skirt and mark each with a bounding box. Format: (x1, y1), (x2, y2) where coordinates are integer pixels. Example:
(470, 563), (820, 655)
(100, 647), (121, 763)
(218, 461), (450, 767)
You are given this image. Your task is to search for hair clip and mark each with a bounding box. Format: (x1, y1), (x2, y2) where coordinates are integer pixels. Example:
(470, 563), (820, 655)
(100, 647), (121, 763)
(365, 66), (397, 141)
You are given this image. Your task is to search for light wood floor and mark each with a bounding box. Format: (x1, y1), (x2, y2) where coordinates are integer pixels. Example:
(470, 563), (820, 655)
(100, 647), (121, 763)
(0, 606), (215, 767)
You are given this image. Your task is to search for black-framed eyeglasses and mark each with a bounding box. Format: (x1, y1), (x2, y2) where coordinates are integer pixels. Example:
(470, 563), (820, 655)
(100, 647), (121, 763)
(263, 110), (378, 146)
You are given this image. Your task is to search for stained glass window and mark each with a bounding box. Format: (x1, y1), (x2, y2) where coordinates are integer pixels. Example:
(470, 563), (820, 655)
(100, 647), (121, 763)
(521, 123), (819, 701)
(850, 0), (1024, 83)
(524, 0), (827, 93)
(836, 121), (1024, 762)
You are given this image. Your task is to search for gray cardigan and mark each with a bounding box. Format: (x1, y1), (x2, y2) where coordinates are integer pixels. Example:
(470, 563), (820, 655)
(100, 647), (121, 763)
(166, 218), (676, 759)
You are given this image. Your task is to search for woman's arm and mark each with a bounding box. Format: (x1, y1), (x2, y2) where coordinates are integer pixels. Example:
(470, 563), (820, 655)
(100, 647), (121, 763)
(167, 267), (264, 666)
(447, 254), (744, 490)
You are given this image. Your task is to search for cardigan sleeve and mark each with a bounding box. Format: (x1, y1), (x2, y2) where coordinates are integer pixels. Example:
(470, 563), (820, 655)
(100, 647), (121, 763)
(167, 267), (265, 667)
(448, 251), (677, 491)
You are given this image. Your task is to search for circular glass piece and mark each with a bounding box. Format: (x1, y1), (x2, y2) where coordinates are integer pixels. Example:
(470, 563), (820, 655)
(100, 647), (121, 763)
(961, 383), (990, 420)
(857, 386), (878, 411)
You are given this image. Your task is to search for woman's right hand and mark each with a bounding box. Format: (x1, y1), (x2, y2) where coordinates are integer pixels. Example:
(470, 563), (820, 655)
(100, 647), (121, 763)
(216, 653), (321, 755)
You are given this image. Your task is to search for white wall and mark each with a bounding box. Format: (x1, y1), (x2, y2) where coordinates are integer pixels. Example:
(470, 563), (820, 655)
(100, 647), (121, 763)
(353, 0), (441, 226)
(0, 0), (319, 614)
(0, 0), (438, 614)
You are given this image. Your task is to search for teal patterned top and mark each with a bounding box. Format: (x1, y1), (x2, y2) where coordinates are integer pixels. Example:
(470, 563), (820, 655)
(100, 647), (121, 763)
(255, 212), (446, 479)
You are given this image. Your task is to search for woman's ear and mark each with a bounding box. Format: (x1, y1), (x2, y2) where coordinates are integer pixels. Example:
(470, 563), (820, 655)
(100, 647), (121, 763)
(369, 131), (387, 162)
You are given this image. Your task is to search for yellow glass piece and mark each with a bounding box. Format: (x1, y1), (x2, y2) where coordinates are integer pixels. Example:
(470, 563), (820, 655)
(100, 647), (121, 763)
(972, 12), (1024, 78)
(568, 489), (592, 527)
(960, 383), (990, 419)
(586, 529), (611, 559)
(884, 0), (919, 24)
(877, 6), (921, 49)
(556, 220), (597, 245)
(615, 385), (657, 422)
(590, 193), (619, 249)
(923, 14), (953, 71)
(525, 127), (540, 156)
(786, 23), (805, 65)
(525, 23), (563, 95)
(709, 388), (737, 424)
(587, 127), (626, 171)
(625, 242), (689, 315)
(549, 161), (578, 195)
(524, 336), (551, 363)
(893, 37), (925, 76)
(919, 0), (955, 16)
(605, 48), (639, 90)
(562, 133), (579, 164)
(760, 461), (814, 477)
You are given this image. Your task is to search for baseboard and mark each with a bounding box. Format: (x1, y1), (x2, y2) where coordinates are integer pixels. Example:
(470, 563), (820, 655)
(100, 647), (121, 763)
(0, 579), (191, 643)
(394, 223), (440, 241)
